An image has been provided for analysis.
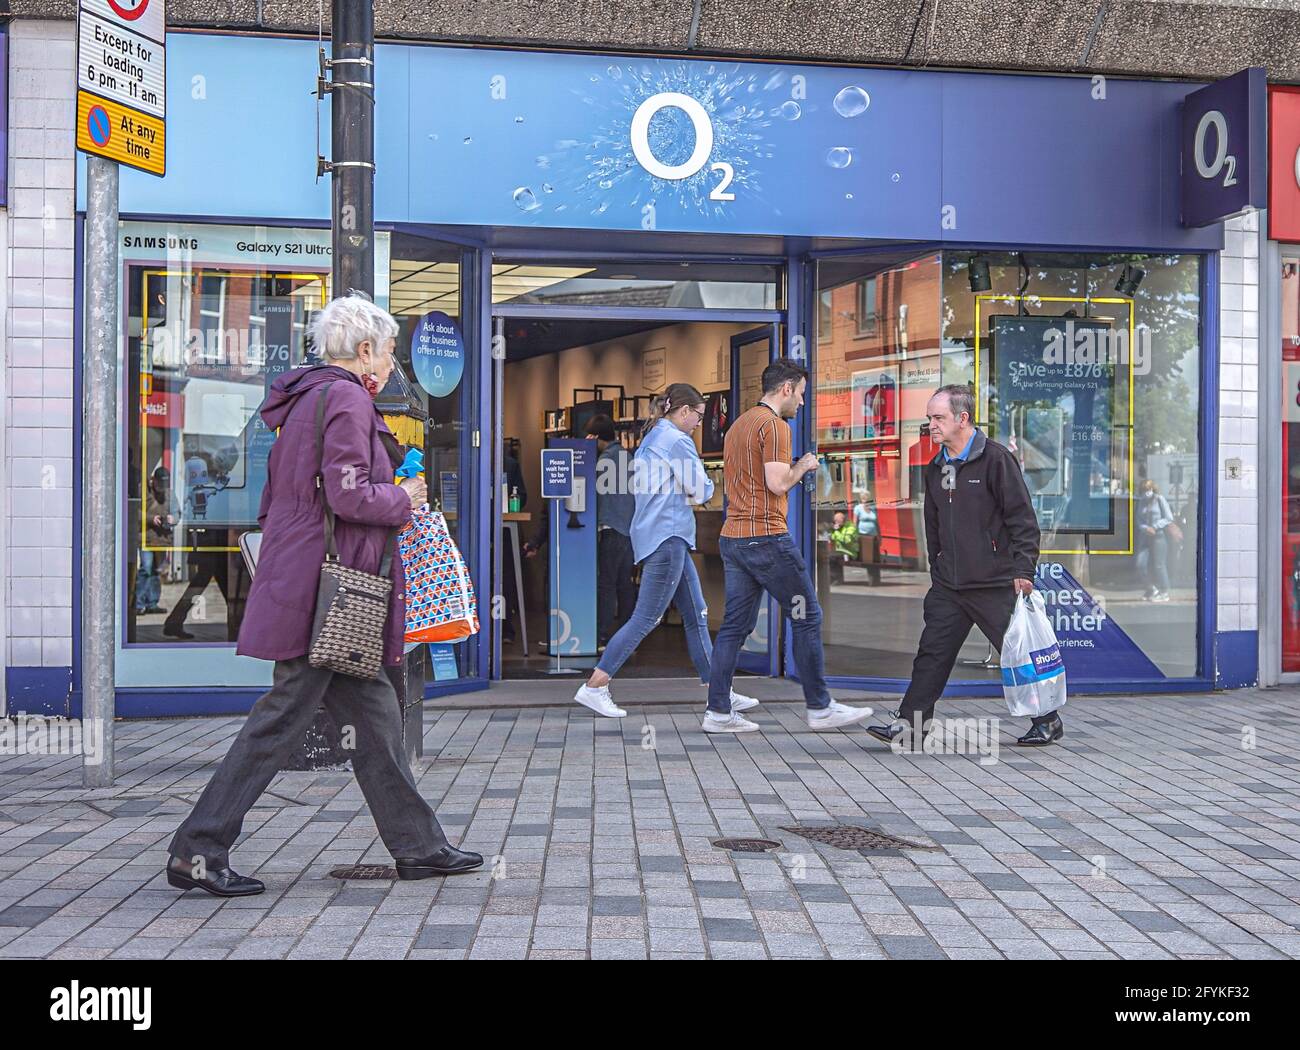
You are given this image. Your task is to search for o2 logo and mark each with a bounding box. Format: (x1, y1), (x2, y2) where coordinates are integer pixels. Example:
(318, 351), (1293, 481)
(630, 92), (735, 201)
(1192, 108), (1238, 188)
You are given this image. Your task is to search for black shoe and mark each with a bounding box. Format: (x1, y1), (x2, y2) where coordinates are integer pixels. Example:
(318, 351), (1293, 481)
(394, 845), (484, 880)
(866, 710), (932, 751)
(144, 605), (166, 615)
(166, 855), (264, 897)
(1016, 714), (1064, 747)
(163, 623), (194, 640)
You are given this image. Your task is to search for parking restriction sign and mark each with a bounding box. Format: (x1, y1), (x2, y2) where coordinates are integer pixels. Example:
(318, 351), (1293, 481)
(75, 0), (166, 177)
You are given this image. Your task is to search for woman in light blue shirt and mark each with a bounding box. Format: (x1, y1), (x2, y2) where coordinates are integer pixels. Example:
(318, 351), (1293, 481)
(574, 382), (758, 720)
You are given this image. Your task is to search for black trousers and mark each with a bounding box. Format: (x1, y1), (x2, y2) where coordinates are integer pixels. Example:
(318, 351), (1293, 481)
(899, 583), (1058, 725)
(597, 529), (637, 645)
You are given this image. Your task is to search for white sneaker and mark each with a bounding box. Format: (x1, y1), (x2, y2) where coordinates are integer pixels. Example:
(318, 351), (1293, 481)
(573, 684), (626, 718)
(807, 700), (873, 731)
(702, 711), (760, 734)
(729, 690), (760, 712)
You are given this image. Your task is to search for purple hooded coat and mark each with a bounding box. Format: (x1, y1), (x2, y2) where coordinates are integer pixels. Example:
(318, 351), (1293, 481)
(236, 365), (413, 667)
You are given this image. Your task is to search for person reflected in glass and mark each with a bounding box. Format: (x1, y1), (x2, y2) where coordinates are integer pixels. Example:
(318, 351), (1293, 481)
(853, 488), (882, 586)
(828, 510), (859, 585)
(134, 465), (176, 616)
(1136, 478), (1174, 602)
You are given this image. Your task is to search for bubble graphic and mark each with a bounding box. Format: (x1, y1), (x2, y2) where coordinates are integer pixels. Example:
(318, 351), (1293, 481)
(543, 183), (554, 193)
(845, 193), (854, 200)
(512, 187), (541, 212)
(514, 116), (525, 124)
(607, 65), (622, 79)
(833, 86), (871, 118)
(598, 179), (614, 190)
(891, 172), (901, 182)
(463, 137), (472, 145)
(826, 147), (853, 169)
(777, 100), (801, 120)
(537, 155), (551, 169)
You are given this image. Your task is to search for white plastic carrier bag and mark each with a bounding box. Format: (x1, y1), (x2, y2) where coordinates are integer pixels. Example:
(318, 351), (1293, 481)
(1000, 591), (1067, 718)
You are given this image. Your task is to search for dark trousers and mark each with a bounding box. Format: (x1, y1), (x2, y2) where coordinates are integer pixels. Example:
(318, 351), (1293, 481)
(708, 533), (832, 713)
(170, 656), (448, 868)
(164, 550), (236, 638)
(900, 583), (1057, 726)
(597, 528), (636, 645)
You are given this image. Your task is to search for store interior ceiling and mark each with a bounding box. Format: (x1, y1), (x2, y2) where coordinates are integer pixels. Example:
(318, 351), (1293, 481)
(500, 317), (670, 361)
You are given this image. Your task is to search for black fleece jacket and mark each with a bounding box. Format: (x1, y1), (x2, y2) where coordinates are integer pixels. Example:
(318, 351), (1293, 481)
(923, 430), (1040, 589)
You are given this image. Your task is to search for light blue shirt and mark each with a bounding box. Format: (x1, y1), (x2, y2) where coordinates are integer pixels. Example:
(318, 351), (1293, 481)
(629, 420), (715, 564)
(942, 429), (977, 463)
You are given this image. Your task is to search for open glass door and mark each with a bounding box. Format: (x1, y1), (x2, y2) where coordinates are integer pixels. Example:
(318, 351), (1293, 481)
(729, 325), (781, 675)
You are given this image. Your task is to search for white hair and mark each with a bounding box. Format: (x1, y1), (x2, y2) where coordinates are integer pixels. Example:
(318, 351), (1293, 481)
(309, 293), (399, 362)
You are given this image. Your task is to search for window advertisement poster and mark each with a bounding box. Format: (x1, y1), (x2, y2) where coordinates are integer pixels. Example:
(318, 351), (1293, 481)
(546, 438), (598, 658)
(850, 367), (898, 441)
(123, 222), (392, 548)
(990, 315), (1120, 535)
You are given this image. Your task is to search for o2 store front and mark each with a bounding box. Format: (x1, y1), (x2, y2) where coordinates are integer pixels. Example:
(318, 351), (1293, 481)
(65, 31), (1257, 716)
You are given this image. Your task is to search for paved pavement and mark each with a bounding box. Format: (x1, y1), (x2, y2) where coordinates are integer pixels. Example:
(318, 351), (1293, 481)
(2, 683), (1299, 960)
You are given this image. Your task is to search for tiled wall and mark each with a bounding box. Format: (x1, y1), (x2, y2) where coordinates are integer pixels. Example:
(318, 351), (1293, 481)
(1217, 212), (1261, 637)
(5, 20), (76, 676)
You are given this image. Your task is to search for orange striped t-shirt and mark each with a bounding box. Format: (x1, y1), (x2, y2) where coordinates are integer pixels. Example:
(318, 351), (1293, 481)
(720, 404), (792, 538)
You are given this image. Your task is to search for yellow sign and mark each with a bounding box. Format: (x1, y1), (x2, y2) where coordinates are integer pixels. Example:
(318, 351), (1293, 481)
(76, 88), (165, 176)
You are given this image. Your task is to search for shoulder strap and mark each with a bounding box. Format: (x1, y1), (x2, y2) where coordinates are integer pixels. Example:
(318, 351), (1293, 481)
(315, 382), (399, 574)
(315, 386), (339, 559)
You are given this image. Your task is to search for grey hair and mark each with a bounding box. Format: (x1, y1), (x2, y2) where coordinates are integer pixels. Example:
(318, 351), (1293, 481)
(935, 383), (975, 424)
(309, 293), (399, 362)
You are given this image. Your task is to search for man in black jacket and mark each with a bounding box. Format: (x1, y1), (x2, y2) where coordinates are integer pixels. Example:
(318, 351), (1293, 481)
(867, 385), (1064, 749)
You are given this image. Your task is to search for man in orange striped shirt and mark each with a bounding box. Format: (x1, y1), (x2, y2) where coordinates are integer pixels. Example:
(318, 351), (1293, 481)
(703, 358), (873, 734)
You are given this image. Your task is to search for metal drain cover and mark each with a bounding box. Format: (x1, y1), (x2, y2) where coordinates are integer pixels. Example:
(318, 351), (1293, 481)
(779, 825), (939, 852)
(329, 865), (398, 881)
(712, 837), (782, 853)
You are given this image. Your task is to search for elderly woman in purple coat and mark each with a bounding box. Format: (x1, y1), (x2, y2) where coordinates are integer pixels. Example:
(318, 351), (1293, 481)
(166, 294), (481, 897)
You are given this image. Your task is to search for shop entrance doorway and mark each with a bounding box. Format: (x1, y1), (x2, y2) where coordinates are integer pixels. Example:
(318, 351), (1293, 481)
(491, 315), (779, 681)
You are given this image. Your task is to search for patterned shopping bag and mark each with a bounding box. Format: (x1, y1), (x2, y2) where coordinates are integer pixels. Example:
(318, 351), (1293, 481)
(399, 508), (480, 643)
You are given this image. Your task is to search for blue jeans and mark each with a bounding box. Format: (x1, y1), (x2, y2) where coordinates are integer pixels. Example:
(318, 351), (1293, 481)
(1136, 530), (1170, 593)
(595, 537), (712, 682)
(708, 533), (831, 714)
(134, 549), (161, 612)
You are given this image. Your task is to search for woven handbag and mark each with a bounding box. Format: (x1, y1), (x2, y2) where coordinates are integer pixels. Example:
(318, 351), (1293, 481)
(306, 385), (398, 679)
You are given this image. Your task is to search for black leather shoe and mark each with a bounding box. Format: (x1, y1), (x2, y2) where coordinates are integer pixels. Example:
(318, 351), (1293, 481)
(1016, 714), (1064, 747)
(162, 623), (195, 640)
(166, 855), (264, 897)
(866, 710), (932, 751)
(394, 845), (484, 880)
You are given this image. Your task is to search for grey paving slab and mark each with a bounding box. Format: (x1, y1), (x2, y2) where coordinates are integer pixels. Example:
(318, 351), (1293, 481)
(2, 691), (1299, 960)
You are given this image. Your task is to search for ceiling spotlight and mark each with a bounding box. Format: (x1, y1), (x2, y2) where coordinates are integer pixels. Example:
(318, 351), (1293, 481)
(968, 257), (991, 293)
(1115, 265), (1145, 297)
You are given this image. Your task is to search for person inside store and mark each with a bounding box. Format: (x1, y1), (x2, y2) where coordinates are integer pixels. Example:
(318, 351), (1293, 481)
(705, 358), (873, 734)
(571, 382), (760, 718)
(500, 444), (528, 643)
(828, 509), (859, 585)
(866, 384), (1064, 750)
(134, 465), (176, 616)
(1136, 477), (1175, 602)
(586, 413), (637, 647)
(167, 293), (481, 897)
(852, 488), (882, 585)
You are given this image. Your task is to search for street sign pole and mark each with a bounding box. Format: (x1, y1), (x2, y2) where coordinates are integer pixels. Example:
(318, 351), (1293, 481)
(330, 0), (375, 297)
(82, 154), (119, 788)
(76, 0), (169, 786)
